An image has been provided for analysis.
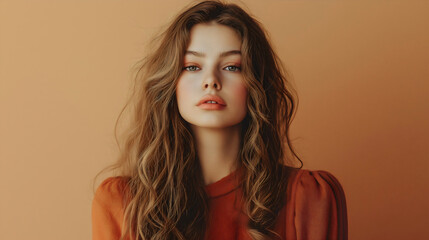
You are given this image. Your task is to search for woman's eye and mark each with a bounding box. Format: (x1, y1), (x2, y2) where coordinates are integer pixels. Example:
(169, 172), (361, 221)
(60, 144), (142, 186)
(183, 65), (241, 72)
(184, 65), (200, 71)
(224, 65), (241, 72)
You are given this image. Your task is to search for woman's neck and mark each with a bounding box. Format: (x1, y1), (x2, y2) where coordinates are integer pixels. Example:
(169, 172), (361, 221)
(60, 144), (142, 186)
(191, 124), (242, 185)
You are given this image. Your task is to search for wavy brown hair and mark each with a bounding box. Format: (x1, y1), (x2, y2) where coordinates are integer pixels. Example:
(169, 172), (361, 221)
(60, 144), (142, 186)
(97, 0), (303, 239)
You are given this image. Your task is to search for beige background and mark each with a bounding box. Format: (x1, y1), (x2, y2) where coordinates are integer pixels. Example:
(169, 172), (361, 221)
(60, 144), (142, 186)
(1, 0), (428, 239)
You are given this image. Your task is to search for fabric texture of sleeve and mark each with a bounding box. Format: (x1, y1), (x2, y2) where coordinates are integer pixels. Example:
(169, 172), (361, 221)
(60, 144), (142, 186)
(293, 169), (348, 240)
(92, 177), (128, 240)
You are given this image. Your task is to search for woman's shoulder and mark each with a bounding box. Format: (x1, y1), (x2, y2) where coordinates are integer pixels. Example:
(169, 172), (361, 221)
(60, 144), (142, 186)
(289, 167), (344, 187)
(93, 176), (130, 209)
(92, 176), (131, 239)
(284, 166), (346, 199)
(282, 166), (348, 238)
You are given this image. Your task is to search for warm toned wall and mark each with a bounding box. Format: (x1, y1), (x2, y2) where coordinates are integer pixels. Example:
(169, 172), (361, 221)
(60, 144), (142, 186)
(1, 0), (428, 239)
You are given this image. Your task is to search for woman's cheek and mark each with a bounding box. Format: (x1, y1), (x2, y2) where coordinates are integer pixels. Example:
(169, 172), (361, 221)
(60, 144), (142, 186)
(235, 83), (248, 100)
(176, 77), (192, 109)
(231, 82), (248, 109)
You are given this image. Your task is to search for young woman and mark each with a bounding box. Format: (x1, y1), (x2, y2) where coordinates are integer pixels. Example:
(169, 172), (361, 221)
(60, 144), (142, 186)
(92, 1), (348, 239)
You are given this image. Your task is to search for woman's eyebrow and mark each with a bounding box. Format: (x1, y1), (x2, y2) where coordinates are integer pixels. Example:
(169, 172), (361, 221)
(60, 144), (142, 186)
(185, 50), (241, 58)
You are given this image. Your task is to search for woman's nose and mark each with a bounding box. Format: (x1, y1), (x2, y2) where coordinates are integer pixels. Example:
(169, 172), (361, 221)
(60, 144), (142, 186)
(202, 68), (222, 90)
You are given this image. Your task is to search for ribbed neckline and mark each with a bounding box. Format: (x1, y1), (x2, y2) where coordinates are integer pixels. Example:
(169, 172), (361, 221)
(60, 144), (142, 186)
(204, 167), (242, 198)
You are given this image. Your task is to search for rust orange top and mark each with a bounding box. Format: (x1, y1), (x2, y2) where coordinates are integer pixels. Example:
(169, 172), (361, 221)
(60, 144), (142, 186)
(92, 167), (348, 240)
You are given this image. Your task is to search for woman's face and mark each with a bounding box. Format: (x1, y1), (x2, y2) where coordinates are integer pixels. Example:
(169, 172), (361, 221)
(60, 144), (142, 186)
(175, 22), (248, 129)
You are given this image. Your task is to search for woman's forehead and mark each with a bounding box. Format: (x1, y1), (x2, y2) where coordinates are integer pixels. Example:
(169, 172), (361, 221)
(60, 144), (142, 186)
(186, 23), (242, 51)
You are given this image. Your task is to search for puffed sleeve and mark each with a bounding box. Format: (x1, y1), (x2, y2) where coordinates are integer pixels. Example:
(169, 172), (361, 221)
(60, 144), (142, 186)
(293, 170), (348, 240)
(92, 177), (128, 240)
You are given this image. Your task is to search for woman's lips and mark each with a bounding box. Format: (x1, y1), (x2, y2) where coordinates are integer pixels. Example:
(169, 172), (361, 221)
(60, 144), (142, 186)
(197, 94), (227, 106)
(198, 102), (226, 110)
